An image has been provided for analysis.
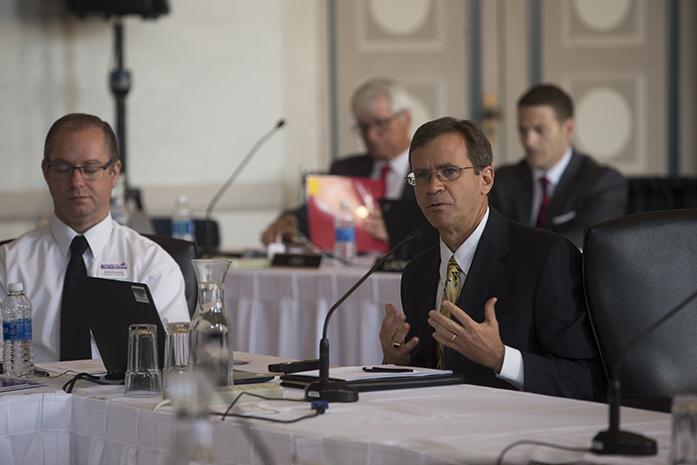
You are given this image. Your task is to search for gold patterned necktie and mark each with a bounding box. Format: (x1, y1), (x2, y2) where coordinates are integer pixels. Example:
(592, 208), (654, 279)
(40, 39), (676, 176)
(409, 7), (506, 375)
(437, 256), (463, 368)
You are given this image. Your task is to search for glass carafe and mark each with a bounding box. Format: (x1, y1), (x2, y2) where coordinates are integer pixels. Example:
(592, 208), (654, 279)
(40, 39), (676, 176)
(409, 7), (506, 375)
(189, 259), (233, 387)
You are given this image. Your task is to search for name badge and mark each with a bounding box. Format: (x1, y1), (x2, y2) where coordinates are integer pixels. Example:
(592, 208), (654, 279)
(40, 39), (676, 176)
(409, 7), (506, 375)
(99, 262), (129, 278)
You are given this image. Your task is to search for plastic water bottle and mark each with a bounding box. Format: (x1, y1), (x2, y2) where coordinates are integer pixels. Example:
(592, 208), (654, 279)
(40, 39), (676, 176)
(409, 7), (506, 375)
(2, 282), (33, 377)
(334, 201), (356, 262)
(172, 194), (195, 242)
(110, 177), (130, 225)
(110, 193), (129, 225)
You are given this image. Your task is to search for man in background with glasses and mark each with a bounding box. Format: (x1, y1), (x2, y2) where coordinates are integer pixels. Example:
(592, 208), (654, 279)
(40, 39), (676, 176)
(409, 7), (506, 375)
(261, 78), (414, 246)
(379, 117), (604, 400)
(0, 113), (189, 362)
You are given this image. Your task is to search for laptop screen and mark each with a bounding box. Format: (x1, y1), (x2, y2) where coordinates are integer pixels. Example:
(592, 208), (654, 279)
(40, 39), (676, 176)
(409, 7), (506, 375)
(379, 198), (439, 258)
(72, 276), (166, 379)
(305, 174), (389, 253)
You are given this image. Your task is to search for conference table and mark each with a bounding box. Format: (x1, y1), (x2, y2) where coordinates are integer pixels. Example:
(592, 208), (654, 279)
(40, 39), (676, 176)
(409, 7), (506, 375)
(0, 354), (673, 465)
(224, 259), (401, 366)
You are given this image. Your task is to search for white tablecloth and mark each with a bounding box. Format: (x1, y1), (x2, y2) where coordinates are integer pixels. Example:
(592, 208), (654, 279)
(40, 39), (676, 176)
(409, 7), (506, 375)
(224, 263), (402, 365)
(0, 373), (672, 465)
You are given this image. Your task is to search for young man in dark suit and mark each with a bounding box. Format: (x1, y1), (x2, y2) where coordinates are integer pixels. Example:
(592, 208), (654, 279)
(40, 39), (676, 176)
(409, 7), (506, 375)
(489, 84), (627, 249)
(260, 78), (413, 245)
(379, 117), (605, 401)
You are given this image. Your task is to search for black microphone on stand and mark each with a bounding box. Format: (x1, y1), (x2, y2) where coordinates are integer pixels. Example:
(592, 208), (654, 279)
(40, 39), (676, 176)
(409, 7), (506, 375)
(591, 287), (697, 456)
(304, 229), (423, 403)
(203, 119), (286, 255)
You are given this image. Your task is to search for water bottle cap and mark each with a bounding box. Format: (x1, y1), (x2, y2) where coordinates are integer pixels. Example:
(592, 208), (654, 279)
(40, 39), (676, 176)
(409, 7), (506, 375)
(8, 282), (23, 293)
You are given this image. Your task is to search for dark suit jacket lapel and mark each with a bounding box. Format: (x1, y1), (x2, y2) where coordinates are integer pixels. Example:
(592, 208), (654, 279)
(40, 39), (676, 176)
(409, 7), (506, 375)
(457, 209), (508, 322)
(417, 248), (441, 366)
(443, 210), (507, 370)
(355, 155), (375, 177)
(514, 161), (534, 225)
(547, 151), (581, 222)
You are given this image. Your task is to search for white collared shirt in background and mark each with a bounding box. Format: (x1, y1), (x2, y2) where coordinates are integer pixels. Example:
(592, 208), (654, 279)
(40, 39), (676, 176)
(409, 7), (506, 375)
(434, 208), (524, 389)
(0, 214), (190, 362)
(529, 147), (573, 225)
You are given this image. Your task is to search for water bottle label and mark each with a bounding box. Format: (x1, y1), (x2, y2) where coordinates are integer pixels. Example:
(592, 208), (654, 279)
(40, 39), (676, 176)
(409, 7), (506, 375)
(20, 319), (32, 341)
(335, 227), (355, 242)
(172, 220), (195, 240)
(15, 319), (25, 340)
(2, 321), (16, 340)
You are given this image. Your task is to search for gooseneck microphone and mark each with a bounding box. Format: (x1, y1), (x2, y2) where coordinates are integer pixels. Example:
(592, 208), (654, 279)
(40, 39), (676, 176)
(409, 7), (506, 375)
(304, 229), (423, 402)
(203, 119), (286, 254)
(591, 287), (697, 456)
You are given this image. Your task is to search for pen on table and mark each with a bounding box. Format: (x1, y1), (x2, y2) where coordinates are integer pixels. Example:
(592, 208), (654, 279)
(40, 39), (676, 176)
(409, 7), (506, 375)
(362, 366), (414, 373)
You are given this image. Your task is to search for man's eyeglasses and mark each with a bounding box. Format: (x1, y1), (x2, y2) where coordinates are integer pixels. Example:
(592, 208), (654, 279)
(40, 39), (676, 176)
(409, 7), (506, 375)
(406, 165), (475, 186)
(352, 110), (406, 134)
(46, 160), (115, 181)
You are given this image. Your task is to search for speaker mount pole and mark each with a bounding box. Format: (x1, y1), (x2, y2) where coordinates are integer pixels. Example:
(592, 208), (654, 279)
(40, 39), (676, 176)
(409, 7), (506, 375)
(110, 18), (131, 191)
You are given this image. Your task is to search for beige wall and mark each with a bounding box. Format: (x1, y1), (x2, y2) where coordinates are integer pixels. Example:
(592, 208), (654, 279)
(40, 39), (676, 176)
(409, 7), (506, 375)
(0, 0), (329, 249)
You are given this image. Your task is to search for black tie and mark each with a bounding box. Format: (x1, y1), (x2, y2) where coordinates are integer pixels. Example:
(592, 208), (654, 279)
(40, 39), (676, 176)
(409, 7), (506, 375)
(60, 235), (91, 361)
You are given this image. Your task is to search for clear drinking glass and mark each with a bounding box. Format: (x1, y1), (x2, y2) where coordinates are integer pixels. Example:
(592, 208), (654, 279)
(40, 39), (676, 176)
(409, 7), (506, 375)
(672, 394), (697, 465)
(124, 323), (162, 397)
(163, 322), (190, 398)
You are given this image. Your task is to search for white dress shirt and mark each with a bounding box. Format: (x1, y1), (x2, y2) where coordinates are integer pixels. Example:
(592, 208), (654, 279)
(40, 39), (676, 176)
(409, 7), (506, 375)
(529, 148), (573, 225)
(434, 208), (524, 389)
(371, 148), (410, 199)
(0, 214), (190, 362)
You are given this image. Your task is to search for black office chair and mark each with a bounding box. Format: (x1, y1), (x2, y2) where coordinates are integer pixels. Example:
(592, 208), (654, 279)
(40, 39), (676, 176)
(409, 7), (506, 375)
(626, 177), (697, 214)
(583, 209), (697, 411)
(144, 234), (198, 316)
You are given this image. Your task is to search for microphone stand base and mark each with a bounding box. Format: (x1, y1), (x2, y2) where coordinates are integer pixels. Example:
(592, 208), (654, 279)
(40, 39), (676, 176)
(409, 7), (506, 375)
(304, 380), (359, 403)
(591, 429), (657, 456)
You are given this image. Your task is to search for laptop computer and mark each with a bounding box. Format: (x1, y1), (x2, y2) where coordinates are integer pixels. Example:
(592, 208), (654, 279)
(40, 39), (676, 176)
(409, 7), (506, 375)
(379, 199), (439, 258)
(72, 276), (167, 379)
(305, 174), (389, 253)
(72, 276), (273, 384)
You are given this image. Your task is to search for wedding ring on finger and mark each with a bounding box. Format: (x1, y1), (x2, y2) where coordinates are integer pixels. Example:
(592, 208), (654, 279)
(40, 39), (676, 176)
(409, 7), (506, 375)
(392, 341), (401, 349)
(450, 333), (457, 343)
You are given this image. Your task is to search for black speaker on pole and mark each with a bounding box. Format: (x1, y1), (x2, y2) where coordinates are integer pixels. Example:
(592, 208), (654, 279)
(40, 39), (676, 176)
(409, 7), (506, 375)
(65, 0), (169, 204)
(66, 0), (169, 19)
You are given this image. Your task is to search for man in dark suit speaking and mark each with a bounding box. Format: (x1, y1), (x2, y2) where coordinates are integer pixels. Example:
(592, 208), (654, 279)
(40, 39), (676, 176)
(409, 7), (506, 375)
(261, 78), (414, 245)
(489, 84), (627, 249)
(379, 117), (605, 401)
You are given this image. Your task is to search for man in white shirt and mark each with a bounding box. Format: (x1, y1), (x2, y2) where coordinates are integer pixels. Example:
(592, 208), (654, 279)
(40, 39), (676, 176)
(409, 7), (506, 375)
(489, 84), (627, 249)
(260, 78), (414, 246)
(379, 117), (604, 400)
(0, 113), (189, 362)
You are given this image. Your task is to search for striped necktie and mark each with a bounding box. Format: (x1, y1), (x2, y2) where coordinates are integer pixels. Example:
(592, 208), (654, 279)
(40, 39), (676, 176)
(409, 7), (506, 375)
(380, 164), (391, 182)
(437, 256), (462, 369)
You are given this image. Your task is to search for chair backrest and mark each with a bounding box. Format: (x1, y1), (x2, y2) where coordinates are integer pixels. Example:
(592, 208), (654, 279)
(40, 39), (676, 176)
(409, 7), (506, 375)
(144, 234), (198, 316)
(626, 177), (697, 215)
(583, 209), (697, 407)
(150, 217), (221, 253)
